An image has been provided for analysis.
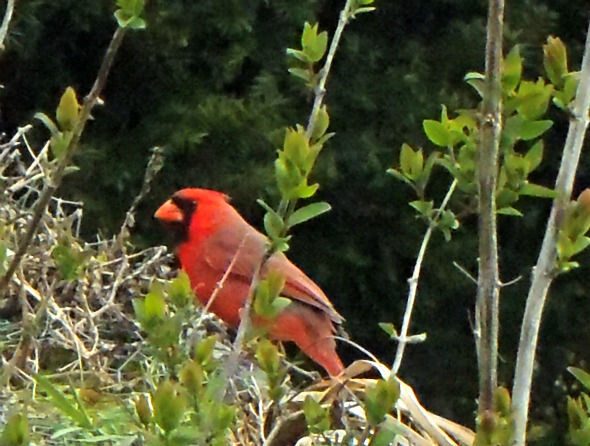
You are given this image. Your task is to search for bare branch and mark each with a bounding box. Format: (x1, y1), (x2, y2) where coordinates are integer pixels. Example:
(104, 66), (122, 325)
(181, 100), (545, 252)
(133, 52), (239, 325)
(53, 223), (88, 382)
(475, 0), (504, 420)
(511, 19), (590, 446)
(0, 0), (16, 52)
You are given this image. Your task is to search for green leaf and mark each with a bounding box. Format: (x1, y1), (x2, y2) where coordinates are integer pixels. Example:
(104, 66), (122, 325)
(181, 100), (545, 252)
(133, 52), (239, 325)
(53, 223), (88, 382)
(256, 339), (282, 376)
(125, 16), (146, 30)
(569, 367), (590, 392)
(153, 381), (186, 433)
(264, 210), (285, 239)
(290, 183), (319, 199)
(301, 23), (327, 63)
(1, 413), (29, 446)
(115, 0), (145, 29)
(51, 242), (87, 281)
(194, 335), (217, 369)
(563, 74), (580, 104)
(34, 112), (59, 136)
(288, 67), (311, 83)
(283, 128), (309, 167)
(572, 236), (590, 256)
(387, 168), (415, 188)
(353, 6), (376, 15)
(544, 36), (568, 87)
(134, 394), (153, 427)
(167, 271), (193, 308)
(56, 87), (80, 132)
(423, 120), (450, 147)
(524, 140), (544, 172)
(311, 105), (330, 142)
(502, 46), (522, 93)
(399, 143), (423, 180)
(497, 207), (523, 217)
(506, 116), (553, 142)
(516, 79), (553, 120)
(34, 375), (93, 429)
(144, 285), (166, 321)
(286, 49), (311, 64)
(519, 183), (556, 198)
(370, 427), (398, 446)
(266, 271), (282, 299)
(364, 377), (400, 427)
(301, 22), (317, 51)
(275, 156), (302, 198)
(437, 210), (460, 241)
(288, 202), (331, 227)
(303, 396), (331, 434)
(520, 120), (553, 140)
(409, 200), (433, 217)
(378, 322), (398, 338)
(464, 72), (485, 97)
(557, 232), (574, 260)
(399, 143), (413, 176)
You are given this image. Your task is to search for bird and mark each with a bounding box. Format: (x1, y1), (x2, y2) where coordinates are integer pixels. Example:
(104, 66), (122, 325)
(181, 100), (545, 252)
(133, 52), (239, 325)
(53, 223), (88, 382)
(155, 188), (345, 376)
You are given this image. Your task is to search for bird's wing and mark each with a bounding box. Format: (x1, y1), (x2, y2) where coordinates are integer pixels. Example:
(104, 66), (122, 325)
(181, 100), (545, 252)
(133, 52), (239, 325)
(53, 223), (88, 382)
(202, 225), (343, 324)
(267, 253), (344, 324)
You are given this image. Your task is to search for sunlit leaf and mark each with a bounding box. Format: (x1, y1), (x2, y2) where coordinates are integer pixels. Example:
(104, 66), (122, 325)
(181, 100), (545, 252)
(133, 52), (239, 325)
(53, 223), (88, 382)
(288, 202), (331, 227)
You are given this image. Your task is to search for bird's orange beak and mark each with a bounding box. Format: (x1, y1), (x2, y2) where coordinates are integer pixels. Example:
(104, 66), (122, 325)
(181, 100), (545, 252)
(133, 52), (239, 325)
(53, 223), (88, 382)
(154, 199), (183, 223)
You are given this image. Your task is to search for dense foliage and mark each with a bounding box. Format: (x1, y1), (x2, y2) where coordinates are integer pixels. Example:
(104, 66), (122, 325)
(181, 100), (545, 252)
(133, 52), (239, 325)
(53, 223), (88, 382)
(1, 0), (589, 440)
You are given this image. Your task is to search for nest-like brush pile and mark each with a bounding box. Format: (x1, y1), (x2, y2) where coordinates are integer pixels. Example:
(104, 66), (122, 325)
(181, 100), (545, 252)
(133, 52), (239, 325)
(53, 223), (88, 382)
(0, 127), (475, 446)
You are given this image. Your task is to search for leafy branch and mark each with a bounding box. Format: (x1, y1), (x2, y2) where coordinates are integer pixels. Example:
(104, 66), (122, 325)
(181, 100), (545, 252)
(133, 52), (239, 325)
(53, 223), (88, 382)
(220, 0), (376, 391)
(388, 179), (458, 376)
(0, 0), (144, 296)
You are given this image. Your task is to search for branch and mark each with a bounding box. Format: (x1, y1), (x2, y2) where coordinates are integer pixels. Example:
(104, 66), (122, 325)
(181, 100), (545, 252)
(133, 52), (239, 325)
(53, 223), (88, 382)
(0, 27), (127, 295)
(0, 0), (15, 52)
(474, 0), (504, 421)
(391, 179), (457, 376)
(511, 19), (590, 446)
(306, 0), (352, 137)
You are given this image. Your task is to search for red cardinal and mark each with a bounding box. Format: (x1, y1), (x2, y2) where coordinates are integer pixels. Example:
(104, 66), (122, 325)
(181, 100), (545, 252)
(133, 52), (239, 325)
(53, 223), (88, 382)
(155, 188), (344, 376)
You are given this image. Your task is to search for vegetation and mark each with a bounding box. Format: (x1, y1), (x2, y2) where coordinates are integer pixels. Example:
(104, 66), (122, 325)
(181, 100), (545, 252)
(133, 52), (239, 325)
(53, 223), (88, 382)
(1, 0), (590, 445)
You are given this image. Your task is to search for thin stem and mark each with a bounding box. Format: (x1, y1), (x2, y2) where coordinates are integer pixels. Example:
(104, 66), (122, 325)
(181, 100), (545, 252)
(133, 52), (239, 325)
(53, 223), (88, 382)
(0, 0), (15, 52)
(0, 27), (127, 295)
(475, 0), (504, 421)
(391, 179), (458, 376)
(511, 19), (590, 446)
(306, 0), (353, 138)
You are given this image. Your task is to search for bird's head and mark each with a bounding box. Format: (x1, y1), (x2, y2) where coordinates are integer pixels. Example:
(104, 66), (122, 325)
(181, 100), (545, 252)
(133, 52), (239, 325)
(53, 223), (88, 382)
(155, 188), (230, 243)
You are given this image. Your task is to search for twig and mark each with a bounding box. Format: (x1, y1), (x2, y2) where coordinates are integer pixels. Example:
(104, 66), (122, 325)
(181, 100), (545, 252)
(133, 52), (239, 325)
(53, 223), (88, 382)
(115, 146), (165, 248)
(202, 235), (248, 317)
(305, 0), (353, 137)
(511, 19), (590, 446)
(453, 261), (478, 285)
(475, 0), (504, 421)
(220, 251), (264, 395)
(391, 179), (457, 376)
(0, 26), (127, 295)
(0, 0), (15, 51)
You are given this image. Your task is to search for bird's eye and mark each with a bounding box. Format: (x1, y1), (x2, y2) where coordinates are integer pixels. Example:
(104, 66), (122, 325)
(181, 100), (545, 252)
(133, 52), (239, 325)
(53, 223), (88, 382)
(171, 195), (197, 221)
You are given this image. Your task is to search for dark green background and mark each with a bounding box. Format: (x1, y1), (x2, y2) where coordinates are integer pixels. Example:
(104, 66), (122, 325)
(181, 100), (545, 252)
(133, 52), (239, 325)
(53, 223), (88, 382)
(2, 0), (589, 440)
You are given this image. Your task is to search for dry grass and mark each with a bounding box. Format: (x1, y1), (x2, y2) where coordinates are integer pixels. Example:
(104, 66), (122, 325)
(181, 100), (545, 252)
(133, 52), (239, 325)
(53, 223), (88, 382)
(0, 127), (474, 445)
